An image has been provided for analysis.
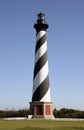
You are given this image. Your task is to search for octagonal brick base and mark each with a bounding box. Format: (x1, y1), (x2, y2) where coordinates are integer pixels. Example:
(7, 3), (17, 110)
(30, 102), (54, 119)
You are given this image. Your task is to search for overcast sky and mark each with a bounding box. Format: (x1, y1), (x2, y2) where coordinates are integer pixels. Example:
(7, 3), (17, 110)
(0, 0), (84, 110)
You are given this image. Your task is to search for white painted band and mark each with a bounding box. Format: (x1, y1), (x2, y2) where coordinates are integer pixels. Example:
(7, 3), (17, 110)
(36, 31), (46, 42)
(35, 41), (47, 63)
(33, 61), (49, 94)
(40, 88), (51, 102)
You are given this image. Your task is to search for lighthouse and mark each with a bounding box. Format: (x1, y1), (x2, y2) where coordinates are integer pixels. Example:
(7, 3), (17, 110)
(30, 13), (53, 119)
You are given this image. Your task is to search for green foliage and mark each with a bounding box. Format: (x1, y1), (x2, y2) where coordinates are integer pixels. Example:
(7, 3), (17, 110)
(0, 108), (84, 118)
(0, 109), (30, 118)
(53, 108), (84, 118)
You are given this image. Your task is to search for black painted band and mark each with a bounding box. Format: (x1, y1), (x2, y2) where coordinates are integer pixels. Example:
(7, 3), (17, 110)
(35, 34), (46, 53)
(34, 51), (48, 78)
(32, 74), (49, 101)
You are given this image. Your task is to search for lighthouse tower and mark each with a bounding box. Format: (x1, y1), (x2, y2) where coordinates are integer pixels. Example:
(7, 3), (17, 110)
(30, 13), (53, 119)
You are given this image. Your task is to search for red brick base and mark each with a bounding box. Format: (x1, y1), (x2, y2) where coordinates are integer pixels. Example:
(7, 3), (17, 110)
(30, 102), (54, 119)
(45, 105), (51, 115)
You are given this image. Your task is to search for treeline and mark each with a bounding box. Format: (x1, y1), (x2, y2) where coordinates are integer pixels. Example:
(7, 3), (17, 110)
(0, 108), (84, 118)
(53, 108), (84, 118)
(0, 109), (30, 118)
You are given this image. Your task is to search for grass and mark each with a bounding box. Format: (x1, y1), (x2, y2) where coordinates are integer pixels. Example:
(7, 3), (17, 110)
(0, 120), (84, 130)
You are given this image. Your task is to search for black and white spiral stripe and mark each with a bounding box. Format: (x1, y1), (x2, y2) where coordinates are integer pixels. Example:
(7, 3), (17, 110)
(32, 30), (51, 102)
